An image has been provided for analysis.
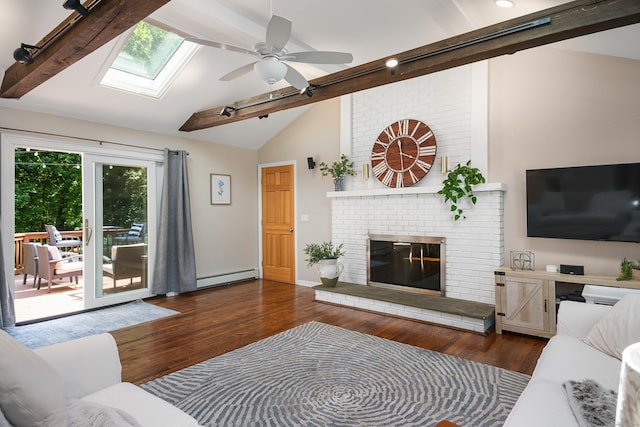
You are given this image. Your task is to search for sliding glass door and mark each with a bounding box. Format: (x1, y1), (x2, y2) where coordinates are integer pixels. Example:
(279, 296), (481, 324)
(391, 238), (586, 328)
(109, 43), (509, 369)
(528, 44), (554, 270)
(82, 154), (157, 309)
(1, 132), (163, 320)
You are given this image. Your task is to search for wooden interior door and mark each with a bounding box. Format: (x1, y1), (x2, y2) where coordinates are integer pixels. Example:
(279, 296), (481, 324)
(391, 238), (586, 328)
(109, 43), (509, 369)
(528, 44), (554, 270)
(261, 165), (295, 283)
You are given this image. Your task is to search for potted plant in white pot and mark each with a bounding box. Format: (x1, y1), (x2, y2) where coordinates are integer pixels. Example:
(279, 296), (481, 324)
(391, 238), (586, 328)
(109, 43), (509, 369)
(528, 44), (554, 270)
(303, 241), (345, 287)
(319, 154), (356, 191)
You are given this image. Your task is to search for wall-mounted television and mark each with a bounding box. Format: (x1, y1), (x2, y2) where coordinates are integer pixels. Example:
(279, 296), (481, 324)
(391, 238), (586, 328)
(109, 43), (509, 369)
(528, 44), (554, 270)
(526, 163), (640, 243)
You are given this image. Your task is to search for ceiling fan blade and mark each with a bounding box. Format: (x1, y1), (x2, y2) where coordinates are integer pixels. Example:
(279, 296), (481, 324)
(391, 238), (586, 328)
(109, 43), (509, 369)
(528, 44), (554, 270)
(265, 15), (292, 52)
(186, 37), (260, 58)
(283, 64), (309, 90)
(220, 62), (258, 81)
(284, 51), (354, 64)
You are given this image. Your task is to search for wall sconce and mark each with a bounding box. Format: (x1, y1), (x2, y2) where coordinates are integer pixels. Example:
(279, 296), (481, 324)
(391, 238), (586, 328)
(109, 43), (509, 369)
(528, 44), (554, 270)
(363, 163), (370, 180)
(219, 106), (236, 117)
(13, 43), (41, 64)
(307, 157), (316, 170)
(441, 156), (449, 175)
(63, 0), (89, 16)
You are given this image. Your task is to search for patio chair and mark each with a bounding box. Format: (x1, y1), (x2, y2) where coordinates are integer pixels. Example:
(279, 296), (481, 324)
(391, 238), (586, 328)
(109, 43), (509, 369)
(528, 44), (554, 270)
(45, 224), (82, 251)
(114, 223), (145, 244)
(103, 244), (147, 288)
(22, 242), (39, 287)
(36, 244), (83, 293)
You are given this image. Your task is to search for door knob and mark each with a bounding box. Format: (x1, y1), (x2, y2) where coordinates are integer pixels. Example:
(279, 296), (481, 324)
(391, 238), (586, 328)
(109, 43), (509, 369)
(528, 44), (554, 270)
(289, 227), (294, 232)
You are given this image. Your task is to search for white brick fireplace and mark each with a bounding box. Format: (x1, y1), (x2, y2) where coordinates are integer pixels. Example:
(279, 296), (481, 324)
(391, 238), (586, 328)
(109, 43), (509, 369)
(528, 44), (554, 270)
(329, 184), (504, 305)
(328, 60), (505, 306)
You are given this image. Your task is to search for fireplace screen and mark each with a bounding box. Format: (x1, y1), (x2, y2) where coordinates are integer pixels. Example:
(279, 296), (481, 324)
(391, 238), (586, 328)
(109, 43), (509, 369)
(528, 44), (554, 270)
(368, 235), (444, 295)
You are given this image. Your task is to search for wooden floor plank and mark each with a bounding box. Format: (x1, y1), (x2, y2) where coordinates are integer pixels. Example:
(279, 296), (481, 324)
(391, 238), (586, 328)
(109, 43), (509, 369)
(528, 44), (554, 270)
(110, 280), (548, 385)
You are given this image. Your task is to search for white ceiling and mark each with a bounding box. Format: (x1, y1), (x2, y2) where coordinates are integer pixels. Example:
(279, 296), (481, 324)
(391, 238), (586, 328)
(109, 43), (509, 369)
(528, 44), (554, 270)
(1, 0), (638, 149)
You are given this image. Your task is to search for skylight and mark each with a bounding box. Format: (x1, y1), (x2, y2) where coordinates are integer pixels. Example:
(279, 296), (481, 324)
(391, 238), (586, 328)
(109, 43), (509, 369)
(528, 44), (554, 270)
(100, 21), (198, 98)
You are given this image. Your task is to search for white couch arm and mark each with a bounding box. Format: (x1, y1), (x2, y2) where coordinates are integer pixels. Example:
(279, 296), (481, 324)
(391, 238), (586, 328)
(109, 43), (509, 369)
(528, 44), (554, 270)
(34, 333), (122, 400)
(556, 301), (612, 338)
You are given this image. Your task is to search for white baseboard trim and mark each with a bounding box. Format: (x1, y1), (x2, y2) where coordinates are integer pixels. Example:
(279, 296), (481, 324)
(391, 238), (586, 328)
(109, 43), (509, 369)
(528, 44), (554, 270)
(197, 269), (258, 289)
(296, 280), (320, 287)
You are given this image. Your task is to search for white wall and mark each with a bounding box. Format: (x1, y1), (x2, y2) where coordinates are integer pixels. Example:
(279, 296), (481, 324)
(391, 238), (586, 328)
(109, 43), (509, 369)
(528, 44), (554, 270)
(258, 99), (341, 283)
(490, 47), (640, 276)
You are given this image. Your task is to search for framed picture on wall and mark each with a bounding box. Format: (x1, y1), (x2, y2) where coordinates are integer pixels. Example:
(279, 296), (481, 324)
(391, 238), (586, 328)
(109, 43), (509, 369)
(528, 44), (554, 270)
(211, 174), (231, 205)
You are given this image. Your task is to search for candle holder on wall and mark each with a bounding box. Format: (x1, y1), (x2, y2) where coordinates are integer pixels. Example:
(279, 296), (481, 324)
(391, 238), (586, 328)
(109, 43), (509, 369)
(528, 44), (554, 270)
(441, 156), (449, 175)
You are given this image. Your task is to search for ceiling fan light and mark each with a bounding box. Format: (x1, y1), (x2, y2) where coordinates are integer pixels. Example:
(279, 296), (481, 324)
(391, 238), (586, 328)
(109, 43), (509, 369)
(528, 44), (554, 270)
(254, 58), (287, 85)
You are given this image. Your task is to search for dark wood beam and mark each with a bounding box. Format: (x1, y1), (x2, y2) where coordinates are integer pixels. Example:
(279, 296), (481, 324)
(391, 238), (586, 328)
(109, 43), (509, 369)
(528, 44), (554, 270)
(0, 0), (171, 99)
(180, 0), (640, 132)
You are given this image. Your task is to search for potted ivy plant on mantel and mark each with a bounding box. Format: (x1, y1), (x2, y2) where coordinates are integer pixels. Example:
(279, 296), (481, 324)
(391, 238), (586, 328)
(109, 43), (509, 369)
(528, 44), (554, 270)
(319, 154), (356, 191)
(303, 241), (345, 287)
(438, 160), (486, 221)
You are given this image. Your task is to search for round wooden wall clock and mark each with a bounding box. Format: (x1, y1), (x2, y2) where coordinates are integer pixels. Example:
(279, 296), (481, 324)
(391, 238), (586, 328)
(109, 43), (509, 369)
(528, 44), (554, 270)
(371, 119), (437, 188)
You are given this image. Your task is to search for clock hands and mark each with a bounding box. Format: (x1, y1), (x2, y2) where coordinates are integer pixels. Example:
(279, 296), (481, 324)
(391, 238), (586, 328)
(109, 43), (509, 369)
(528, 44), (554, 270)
(397, 139), (404, 170)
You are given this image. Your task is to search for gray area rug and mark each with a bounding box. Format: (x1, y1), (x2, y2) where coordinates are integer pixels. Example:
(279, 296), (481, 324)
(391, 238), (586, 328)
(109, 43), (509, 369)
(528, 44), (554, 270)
(142, 321), (530, 426)
(6, 300), (178, 348)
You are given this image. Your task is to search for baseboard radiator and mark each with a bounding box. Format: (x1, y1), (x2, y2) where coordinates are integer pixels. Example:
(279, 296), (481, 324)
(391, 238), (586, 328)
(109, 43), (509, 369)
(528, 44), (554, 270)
(197, 269), (258, 289)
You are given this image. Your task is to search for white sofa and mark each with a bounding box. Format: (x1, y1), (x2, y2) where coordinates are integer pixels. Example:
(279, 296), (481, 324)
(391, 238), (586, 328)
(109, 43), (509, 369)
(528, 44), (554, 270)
(0, 331), (200, 427)
(504, 300), (624, 427)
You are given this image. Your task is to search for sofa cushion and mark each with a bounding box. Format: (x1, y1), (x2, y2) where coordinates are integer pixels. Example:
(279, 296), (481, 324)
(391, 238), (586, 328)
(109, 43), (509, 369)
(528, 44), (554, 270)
(582, 294), (640, 360)
(0, 330), (67, 426)
(67, 399), (142, 427)
(533, 335), (621, 391)
(504, 379), (579, 427)
(82, 382), (201, 427)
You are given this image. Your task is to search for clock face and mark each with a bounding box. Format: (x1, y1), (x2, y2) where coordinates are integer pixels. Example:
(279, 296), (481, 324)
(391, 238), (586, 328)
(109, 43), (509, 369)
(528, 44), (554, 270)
(371, 119), (437, 188)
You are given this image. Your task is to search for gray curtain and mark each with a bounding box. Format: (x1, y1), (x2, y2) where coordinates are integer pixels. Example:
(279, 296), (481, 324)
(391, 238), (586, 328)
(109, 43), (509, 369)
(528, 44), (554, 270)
(0, 225), (16, 328)
(152, 149), (197, 294)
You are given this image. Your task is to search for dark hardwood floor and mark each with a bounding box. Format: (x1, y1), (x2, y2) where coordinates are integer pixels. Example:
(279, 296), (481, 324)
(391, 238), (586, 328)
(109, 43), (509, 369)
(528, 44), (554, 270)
(111, 280), (548, 385)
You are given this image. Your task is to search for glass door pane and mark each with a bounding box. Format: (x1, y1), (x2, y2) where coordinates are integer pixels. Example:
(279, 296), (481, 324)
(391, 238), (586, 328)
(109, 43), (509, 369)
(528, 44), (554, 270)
(83, 155), (155, 308)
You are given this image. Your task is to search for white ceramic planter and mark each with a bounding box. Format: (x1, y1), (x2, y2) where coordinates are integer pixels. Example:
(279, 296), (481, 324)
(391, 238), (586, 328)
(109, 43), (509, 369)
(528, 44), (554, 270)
(316, 259), (344, 287)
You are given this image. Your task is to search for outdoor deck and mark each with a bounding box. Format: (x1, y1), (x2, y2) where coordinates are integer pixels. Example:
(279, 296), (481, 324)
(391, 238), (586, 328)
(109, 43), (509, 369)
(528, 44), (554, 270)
(13, 273), (145, 324)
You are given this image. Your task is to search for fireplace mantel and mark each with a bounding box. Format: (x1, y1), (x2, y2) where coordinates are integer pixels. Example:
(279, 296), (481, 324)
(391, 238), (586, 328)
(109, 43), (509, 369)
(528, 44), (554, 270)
(327, 182), (506, 198)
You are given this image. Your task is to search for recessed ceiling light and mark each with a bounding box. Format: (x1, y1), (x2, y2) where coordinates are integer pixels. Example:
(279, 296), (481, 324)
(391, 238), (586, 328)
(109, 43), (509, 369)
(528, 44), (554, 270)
(495, 0), (515, 7)
(385, 58), (399, 68)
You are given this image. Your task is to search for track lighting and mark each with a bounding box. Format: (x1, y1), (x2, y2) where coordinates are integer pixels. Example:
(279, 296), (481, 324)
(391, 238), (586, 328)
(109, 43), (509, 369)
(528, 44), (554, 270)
(13, 43), (41, 64)
(300, 85), (316, 98)
(63, 0), (89, 16)
(219, 106), (236, 117)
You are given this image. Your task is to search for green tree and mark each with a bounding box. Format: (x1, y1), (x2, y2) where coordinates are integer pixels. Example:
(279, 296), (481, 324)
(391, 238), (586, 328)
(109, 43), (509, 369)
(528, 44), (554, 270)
(14, 149), (82, 233)
(14, 149), (148, 234)
(103, 165), (147, 227)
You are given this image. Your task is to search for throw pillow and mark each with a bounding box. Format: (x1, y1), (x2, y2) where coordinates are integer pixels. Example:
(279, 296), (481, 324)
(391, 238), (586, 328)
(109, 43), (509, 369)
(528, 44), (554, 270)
(582, 294), (640, 360)
(0, 330), (68, 426)
(562, 379), (617, 427)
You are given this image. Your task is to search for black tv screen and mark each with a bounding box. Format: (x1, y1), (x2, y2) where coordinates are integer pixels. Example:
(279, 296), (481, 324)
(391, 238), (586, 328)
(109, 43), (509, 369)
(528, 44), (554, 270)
(526, 163), (640, 242)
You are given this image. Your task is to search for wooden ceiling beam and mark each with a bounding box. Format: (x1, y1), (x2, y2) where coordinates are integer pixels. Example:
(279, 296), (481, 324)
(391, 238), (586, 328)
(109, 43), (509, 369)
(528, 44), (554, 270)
(0, 0), (171, 99)
(180, 0), (640, 132)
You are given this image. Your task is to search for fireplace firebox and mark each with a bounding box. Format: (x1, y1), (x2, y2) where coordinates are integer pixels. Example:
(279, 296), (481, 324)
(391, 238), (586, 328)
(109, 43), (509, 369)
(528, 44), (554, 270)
(367, 235), (445, 296)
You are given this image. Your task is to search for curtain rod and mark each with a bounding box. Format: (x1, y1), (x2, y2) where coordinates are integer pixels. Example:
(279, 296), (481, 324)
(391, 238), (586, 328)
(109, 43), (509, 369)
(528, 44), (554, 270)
(0, 126), (165, 153)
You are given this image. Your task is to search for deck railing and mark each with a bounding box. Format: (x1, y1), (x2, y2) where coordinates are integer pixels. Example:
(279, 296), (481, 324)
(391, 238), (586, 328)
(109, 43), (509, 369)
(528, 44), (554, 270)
(13, 231), (83, 273)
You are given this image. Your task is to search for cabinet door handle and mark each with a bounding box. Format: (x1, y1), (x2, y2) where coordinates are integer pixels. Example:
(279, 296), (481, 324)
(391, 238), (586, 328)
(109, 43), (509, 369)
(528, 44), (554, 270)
(544, 299), (548, 313)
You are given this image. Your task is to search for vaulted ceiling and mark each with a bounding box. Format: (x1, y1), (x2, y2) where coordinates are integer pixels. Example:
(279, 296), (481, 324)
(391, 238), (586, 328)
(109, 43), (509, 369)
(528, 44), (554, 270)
(1, 0), (639, 149)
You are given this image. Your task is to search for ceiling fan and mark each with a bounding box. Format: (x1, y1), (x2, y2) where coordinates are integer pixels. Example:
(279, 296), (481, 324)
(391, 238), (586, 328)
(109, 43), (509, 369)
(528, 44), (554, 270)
(186, 14), (353, 91)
